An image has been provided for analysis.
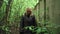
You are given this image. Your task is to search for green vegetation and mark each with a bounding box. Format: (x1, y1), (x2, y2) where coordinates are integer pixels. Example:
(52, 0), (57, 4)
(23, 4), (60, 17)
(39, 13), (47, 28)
(0, 0), (40, 34)
(0, 0), (57, 34)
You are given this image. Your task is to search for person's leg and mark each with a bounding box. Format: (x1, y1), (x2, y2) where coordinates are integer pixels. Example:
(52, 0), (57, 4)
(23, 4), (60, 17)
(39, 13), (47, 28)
(24, 30), (32, 34)
(32, 32), (36, 34)
(20, 32), (24, 34)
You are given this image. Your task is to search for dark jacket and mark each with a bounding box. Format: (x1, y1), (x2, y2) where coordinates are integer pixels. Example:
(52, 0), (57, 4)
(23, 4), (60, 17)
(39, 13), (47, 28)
(20, 14), (37, 34)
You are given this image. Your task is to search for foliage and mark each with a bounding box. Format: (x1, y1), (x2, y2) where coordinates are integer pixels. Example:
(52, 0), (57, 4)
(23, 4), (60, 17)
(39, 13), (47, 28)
(0, 0), (57, 34)
(24, 26), (49, 34)
(0, 0), (39, 34)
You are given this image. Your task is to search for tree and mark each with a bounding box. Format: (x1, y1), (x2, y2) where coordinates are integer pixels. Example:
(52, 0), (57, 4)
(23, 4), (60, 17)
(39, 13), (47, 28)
(0, 0), (3, 8)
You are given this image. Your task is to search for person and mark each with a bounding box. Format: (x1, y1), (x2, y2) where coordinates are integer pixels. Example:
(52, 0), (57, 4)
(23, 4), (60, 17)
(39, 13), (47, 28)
(20, 8), (37, 34)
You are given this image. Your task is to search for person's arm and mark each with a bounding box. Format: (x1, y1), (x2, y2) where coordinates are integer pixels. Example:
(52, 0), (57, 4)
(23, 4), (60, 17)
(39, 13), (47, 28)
(32, 15), (37, 27)
(20, 16), (24, 31)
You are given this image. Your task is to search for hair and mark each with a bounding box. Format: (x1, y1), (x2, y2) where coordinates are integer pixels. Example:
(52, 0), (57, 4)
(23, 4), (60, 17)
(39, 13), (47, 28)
(26, 8), (32, 12)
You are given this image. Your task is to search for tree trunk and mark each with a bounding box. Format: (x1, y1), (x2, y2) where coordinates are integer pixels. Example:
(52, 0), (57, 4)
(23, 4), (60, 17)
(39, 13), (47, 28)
(49, 0), (60, 34)
(0, 0), (3, 8)
(5, 0), (12, 24)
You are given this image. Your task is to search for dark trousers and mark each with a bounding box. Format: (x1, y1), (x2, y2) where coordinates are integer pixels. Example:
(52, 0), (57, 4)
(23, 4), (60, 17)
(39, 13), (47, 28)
(20, 30), (36, 34)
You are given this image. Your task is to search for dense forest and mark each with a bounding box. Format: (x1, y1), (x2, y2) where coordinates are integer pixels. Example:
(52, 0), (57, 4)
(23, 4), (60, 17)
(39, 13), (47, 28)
(0, 0), (60, 34)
